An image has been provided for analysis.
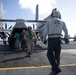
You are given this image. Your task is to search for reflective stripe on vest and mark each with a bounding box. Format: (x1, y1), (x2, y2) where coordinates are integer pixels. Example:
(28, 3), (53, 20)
(48, 19), (63, 37)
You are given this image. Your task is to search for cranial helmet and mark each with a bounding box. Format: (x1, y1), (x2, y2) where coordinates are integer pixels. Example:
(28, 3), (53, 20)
(51, 8), (61, 19)
(28, 26), (32, 29)
(22, 30), (25, 32)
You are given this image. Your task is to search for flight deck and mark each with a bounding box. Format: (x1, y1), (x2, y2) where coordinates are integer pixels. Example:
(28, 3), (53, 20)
(0, 41), (76, 75)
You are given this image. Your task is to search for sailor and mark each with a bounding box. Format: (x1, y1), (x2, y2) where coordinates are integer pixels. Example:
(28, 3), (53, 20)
(14, 32), (21, 49)
(43, 8), (69, 75)
(33, 30), (37, 44)
(21, 30), (28, 50)
(27, 26), (36, 57)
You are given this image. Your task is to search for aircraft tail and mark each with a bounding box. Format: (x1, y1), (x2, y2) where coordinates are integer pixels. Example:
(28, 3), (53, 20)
(35, 4), (39, 20)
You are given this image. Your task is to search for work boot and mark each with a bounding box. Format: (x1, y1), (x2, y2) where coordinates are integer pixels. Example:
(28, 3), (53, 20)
(49, 71), (56, 75)
(55, 69), (61, 75)
(49, 69), (61, 75)
(27, 52), (32, 57)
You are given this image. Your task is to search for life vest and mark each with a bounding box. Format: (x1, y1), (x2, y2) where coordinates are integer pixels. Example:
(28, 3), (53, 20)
(48, 18), (63, 38)
(28, 30), (33, 39)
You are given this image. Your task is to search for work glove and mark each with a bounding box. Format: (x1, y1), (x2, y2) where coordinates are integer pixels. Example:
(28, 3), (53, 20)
(64, 38), (69, 44)
(43, 40), (47, 45)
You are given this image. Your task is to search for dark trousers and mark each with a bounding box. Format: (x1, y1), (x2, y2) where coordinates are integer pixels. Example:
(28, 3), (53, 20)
(21, 40), (27, 49)
(47, 38), (61, 71)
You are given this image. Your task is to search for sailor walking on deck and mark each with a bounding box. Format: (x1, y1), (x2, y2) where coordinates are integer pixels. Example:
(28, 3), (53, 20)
(43, 8), (69, 75)
(27, 26), (36, 57)
(21, 30), (28, 50)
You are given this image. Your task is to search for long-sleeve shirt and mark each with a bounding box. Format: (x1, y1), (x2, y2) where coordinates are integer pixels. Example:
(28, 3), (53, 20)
(43, 18), (69, 40)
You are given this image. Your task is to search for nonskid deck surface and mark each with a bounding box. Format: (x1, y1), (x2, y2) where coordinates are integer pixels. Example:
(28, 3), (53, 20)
(0, 41), (76, 75)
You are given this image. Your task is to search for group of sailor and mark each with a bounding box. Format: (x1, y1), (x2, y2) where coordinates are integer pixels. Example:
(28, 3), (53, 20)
(8, 26), (37, 56)
(21, 26), (37, 56)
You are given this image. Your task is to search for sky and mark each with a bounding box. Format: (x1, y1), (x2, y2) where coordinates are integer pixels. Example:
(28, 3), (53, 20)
(0, 0), (76, 37)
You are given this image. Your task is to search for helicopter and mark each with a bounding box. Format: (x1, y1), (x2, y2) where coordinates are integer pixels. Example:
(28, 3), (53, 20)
(0, 3), (46, 48)
(0, 19), (46, 49)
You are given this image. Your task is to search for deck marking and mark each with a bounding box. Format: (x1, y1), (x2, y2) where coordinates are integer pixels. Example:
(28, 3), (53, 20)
(0, 64), (76, 70)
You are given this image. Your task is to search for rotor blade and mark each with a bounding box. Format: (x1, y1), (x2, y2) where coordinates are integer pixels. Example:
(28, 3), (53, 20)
(8, 26), (12, 29)
(0, 19), (47, 22)
(5, 23), (7, 29)
(0, 19), (16, 22)
(33, 24), (35, 29)
(0, 29), (11, 32)
(6, 32), (10, 36)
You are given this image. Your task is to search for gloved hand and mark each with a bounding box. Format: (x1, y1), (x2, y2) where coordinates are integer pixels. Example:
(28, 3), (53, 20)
(64, 38), (69, 44)
(43, 40), (47, 45)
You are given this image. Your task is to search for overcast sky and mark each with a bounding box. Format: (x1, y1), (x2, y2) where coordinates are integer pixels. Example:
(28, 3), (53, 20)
(0, 0), (76, 37)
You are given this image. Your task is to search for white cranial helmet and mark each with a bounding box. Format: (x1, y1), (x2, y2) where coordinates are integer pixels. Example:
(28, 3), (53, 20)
(22, 30), (25, 32)
(51, 8), (61, 19)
